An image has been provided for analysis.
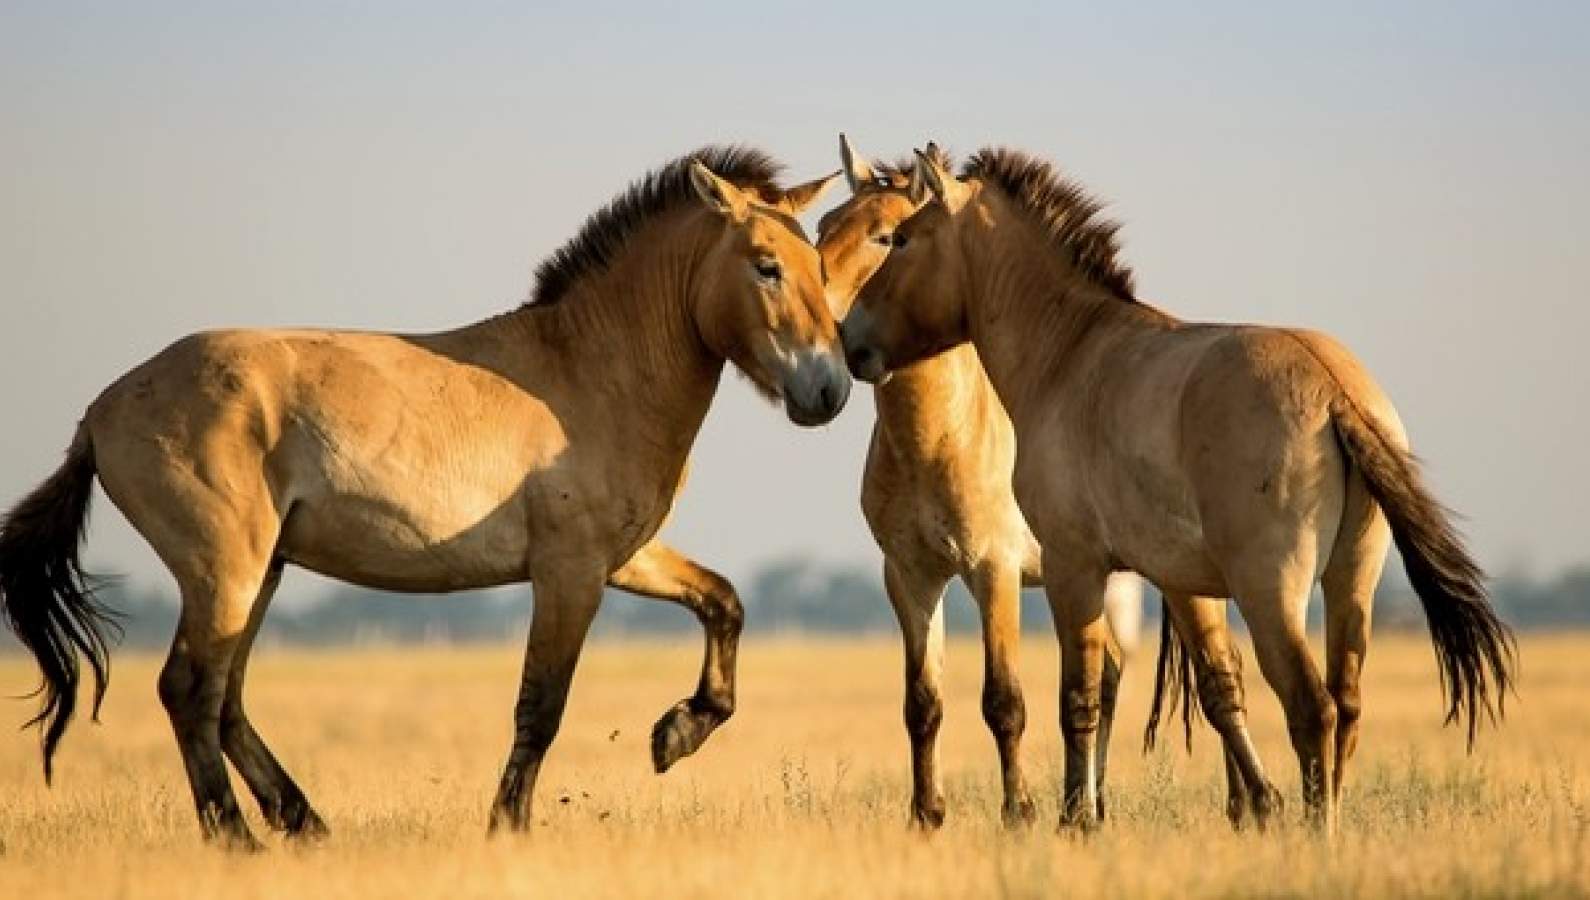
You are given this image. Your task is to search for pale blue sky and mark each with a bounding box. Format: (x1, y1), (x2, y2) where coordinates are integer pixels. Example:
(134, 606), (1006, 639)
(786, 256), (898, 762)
(2, 2), (1586, 601)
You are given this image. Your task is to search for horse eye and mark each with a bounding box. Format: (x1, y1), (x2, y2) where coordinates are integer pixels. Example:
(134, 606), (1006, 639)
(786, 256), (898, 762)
(754, 260), (782, 280)
(891, 233), (909, 249)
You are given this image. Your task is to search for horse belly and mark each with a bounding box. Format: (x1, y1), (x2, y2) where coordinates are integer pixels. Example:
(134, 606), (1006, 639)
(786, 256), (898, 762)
(278, 479), (534, 593)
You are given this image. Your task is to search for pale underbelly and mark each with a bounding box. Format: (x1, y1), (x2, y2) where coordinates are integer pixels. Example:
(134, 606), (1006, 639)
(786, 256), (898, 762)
(277, 493), (533, 593)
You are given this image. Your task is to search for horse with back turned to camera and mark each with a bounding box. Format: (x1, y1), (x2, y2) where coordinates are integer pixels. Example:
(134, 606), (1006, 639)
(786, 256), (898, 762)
(0, 146), (848, 849)
(840, 145), (1514, 835)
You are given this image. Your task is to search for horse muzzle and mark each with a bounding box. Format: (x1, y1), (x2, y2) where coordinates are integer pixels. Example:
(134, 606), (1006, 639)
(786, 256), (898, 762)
(781, 350), (851, 427)
(838, 314), (889, 385)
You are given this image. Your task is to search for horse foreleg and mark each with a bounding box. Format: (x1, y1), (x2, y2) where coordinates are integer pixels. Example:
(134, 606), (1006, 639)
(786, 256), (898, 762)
(488, 569), (602, 834)
(1042, 557), (1110, 833)
(608, 541), (743, 774)
(966, 559), (1036, 827)
(884, 559), (950, 829)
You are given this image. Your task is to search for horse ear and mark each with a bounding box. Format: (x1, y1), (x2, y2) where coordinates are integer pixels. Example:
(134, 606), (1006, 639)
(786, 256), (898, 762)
(777, 171), (841, 215)
(689, 160), (750, 220)
(839, 133), (876, 193)
(907, 157), (931, 204)
(913, 146), (968, 209)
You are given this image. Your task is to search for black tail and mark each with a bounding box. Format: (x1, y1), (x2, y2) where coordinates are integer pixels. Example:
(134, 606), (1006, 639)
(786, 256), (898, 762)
(1330, 395), (1517, 746)
(1144, 610), (1197, 753)
(0, 426), (120, 782)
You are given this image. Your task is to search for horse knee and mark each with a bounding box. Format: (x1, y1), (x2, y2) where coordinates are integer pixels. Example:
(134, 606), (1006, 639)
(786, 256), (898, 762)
(1061, 686), (1101, 736)
(981, 680), (1026, 742)
(698, 573), (744, 637)
(905, 680), (943, 742)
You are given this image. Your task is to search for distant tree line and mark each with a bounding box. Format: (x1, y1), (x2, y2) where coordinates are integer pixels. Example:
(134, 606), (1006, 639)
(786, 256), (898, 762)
(2, 557), (1587, 651)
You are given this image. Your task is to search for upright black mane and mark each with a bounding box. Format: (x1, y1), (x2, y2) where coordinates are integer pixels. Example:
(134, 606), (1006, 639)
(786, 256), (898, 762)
(528, 146), (786, 307)
(961, 149), (1137, 302)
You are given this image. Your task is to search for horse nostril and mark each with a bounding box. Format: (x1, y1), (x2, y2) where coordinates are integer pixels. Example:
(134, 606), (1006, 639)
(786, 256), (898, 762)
(845, 345), (878, 380)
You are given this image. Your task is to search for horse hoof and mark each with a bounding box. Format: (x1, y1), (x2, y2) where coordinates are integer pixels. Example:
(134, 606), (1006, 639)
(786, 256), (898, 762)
(651, 701), (718, 773)
(1002, 796), (1039, 829)
(1227, 796), (1249, 831)
(910, 802), (946, 831)
(486, 807), (531, 837)
(1058, 807), (1101, 836)
(285, 810), (331, 844)
(214, 829), (266, 854)
(1251, 784), (1285, 832)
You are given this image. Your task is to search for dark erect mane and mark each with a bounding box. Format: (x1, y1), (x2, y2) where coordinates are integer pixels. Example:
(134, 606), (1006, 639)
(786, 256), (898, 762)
(527, 146), (787, 307)
(962, 148), (1137, 302)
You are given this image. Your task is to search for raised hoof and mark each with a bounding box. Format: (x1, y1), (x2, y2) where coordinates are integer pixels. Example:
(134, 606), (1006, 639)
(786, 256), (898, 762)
(1002, 795), (1039, 830)
(650, 700), (722, 774)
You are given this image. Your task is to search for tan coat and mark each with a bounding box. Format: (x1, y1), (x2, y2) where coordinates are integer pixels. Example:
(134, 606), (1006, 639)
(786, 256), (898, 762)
(0, 148), (846, 847)
(841, 146), (1513, 834)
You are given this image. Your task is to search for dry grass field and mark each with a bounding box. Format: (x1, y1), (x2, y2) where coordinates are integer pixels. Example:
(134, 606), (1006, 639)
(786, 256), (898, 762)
(0, 631), (1586, 898)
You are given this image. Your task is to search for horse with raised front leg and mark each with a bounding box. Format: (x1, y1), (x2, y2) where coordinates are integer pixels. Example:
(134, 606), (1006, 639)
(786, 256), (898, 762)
(0, 146), (847, 848)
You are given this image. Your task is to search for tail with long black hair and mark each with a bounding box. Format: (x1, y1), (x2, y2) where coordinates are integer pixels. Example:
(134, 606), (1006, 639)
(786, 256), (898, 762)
(0, 426), (120, 782)
(1143, 608), (1209, 753)
(1329, 394), (1516, 745)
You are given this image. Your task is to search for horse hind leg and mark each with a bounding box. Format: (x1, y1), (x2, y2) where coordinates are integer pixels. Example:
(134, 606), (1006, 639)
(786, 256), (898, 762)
(160, 558), (276, 850)
(966, 560), (1036, 827)
(1231, 569), (1340, 834)
(1321, 483), (1391, 823)
(884, 559), (950, 829)
(1162, 593), (1282, 830)
(220, 559), (329, 840)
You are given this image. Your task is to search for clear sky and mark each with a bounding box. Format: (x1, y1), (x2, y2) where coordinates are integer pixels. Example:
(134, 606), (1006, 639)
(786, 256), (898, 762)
(2, 2), (1586, 603)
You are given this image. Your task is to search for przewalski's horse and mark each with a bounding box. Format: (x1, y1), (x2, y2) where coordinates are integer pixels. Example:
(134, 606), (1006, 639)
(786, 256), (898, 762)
(0, 147), (847, 848)
(841, 146), (1514, 834)
(815, 136), (1149, 828)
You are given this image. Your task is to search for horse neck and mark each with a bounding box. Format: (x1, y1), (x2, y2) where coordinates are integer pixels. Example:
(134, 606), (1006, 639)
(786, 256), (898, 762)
(873, 344), (991, 456)
(961, 204), (1163, 424)
(443, 218), (725, 448)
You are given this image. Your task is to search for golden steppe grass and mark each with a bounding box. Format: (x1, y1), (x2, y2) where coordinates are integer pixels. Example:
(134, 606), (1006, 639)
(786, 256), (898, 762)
(0, 631), (1586, 898)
